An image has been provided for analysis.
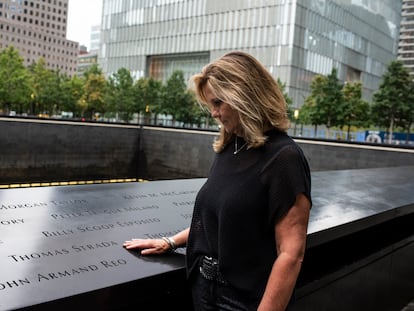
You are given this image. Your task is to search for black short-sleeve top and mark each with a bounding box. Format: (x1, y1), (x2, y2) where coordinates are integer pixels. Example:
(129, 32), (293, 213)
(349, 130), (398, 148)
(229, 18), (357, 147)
(186, 129), (312, 300)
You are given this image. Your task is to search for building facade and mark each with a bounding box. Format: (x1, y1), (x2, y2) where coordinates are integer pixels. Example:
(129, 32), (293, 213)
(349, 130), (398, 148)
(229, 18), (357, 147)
(399, 0), (414, 78)
(77, 51), (98, 77)
(99, 0), (402, 107)
(90, 24), (101, 53)
(0, 0), (78, 76)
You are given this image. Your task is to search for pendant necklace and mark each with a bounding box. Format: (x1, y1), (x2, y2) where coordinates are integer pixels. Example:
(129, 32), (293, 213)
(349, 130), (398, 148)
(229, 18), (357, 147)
(234, 137), (248, 155)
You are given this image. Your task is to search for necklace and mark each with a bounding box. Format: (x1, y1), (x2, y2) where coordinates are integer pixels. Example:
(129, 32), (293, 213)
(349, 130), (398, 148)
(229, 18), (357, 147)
(234, 137), (248, 155)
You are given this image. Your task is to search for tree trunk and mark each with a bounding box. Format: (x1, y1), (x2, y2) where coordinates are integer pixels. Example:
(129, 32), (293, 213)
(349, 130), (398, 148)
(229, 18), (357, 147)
(406, 126), (411, 144)
(388, 117), (394, 144)
(347, 124), (351, 140)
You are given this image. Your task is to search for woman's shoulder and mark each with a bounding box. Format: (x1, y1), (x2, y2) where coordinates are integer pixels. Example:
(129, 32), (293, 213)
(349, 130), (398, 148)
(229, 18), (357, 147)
(260, 130), (310, 179)
(262, 129), (307, 162)
(265, 129), (295, 148)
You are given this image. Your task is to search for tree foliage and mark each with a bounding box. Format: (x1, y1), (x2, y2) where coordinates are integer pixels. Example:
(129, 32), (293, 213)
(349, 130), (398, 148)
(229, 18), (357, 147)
(341, 81), (370, 139)
(1, 47), (413, 141)
(316, 68), (343, 129)
(277, 78), (294, 120)
(80, 64), (107, 119)
(106, 67), (135, 121)
(60, 74), (83, 114)
(161, 70), (197, 126)
(134, 77), (162, 114)
(302, 75), (326, 128)
(0, 46), (32, 114)
(371, 60), (414, 143)
(301, 69), (369, 139)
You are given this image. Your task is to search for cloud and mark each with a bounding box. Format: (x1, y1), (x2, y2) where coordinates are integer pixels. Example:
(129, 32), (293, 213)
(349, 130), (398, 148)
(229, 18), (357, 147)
(67, 0), (102, 49)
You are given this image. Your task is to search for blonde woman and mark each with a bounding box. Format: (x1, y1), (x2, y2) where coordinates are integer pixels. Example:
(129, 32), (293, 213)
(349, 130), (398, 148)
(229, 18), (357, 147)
(124, 51), (311, 311)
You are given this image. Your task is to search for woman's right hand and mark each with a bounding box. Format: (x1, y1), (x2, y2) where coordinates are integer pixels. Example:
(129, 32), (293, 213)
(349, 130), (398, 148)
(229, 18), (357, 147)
(123, 238), (171, 255)
(123, 228), (190, 255)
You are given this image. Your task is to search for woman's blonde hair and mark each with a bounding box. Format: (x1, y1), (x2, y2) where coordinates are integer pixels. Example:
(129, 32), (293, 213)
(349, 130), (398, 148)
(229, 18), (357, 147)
(191, 51), (290, 153)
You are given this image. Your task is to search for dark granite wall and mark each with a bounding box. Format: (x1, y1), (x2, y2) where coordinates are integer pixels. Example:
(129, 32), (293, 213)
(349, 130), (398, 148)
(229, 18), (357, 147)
(138, 127), (414, 179)
(0, 119), (140, 183)
(1, 117), (413, 183)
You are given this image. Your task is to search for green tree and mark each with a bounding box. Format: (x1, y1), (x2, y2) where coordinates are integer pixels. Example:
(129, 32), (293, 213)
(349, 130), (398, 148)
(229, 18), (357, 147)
(106, 67), (135, 122)
(46, 70), (67, 116)
(305, 69), (344, 138)
(160, 70), (191, 126)
(320, 68), (343, 132)
(134, 77), (163, 123)
(277, 78), (294, 119)
(29, 58), (57, 116)
(304, 75), (327, 136)
(60, 74), (83, 116)
(341, 81), (370, 140)
(297, 102), (313, 126)
(175, 90), (202, 127)
(80, 64), (106, 119)
(0, 46), (32, 114)
(372, 60), (413, 143)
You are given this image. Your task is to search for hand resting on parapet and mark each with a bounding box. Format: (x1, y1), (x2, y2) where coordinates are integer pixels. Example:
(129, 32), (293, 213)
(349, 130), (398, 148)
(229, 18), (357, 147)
(123, 228), (189, 255)
(123, 238), (171, 255)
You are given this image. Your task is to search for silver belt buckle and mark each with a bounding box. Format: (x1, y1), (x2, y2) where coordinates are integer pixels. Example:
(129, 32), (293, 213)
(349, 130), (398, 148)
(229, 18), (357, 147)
(200, 256), (226, 284)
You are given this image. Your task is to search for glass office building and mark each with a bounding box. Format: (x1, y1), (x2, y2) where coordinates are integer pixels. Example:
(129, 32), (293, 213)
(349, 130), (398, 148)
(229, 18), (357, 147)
(99, 0), (402, 107)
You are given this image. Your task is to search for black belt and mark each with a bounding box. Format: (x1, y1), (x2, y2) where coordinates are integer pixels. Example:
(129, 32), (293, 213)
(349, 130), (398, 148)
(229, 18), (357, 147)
(199, 256), (227, 284)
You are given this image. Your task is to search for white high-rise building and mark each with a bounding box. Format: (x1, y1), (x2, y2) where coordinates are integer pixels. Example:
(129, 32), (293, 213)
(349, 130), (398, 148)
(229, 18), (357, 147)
(90, 24), (100, 54)
(399, 0), (414, 78)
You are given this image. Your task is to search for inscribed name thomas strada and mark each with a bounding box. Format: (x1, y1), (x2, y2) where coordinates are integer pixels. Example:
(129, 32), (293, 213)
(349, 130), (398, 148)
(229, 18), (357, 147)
(0, 180), (204, 309)
(2, 239), (124, 286)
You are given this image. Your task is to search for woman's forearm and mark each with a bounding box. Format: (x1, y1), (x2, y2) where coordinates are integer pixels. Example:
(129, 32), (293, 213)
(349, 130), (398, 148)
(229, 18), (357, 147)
(171, 228), (190, 248)
(258, 252), (303, 311)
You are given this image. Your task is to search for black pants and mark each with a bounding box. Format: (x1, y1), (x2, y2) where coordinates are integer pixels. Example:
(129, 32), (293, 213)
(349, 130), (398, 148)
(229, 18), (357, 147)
(190, 270), (258, 311)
